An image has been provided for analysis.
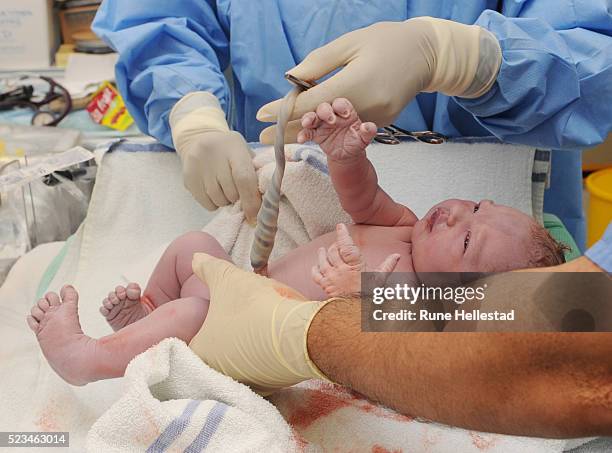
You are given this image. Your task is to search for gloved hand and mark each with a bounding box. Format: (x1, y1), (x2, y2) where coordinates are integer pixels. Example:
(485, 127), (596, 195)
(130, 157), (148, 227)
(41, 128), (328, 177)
(170, 92), (261, 222)
(190, 253), (332, 395)
(257, 17), (501, 144)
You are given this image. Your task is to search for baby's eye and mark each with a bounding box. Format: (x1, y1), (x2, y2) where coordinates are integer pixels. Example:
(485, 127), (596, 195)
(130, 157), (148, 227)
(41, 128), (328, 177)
(464, 231), (471, 252)
(473, 203), (480, 213)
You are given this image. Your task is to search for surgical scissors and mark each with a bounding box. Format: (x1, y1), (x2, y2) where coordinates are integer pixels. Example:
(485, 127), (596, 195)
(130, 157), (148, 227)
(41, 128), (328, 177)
(285, 73), (446, 145)
(374, 125), (446, 145)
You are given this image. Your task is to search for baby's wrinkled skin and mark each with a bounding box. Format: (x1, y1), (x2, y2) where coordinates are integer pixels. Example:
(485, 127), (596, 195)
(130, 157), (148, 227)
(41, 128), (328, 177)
(26, 97), (538, 386)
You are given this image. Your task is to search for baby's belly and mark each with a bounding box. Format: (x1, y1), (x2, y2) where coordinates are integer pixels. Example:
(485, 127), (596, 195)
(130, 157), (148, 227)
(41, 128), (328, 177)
(268, 225), (413, 300)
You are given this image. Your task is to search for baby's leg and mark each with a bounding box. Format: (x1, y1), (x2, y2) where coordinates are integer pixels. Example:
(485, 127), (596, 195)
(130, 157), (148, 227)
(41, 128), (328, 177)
(29, 286), (207, 385)
(144, 232), (230, 304)
(101, 232), (229, 331)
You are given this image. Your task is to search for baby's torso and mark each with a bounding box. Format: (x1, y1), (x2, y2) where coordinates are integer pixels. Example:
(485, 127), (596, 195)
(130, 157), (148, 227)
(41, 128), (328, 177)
(268, 224), (414, 300)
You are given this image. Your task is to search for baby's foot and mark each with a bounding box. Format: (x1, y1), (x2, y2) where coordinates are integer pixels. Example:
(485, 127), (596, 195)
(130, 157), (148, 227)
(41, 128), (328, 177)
(312, 224), (401, 297)
(100, 283), (152, 331)
(297, 98), (378, 161)
(27, 286), (96, 386)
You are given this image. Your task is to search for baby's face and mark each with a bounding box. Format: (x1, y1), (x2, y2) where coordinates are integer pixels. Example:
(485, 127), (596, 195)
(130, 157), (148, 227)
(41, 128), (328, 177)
(411, 199), (534, 273)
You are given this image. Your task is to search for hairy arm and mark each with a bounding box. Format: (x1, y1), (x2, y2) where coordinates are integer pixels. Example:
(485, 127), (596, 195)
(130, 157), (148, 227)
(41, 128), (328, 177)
(307, 262), (612, 438)
(328, 155), (417, 227)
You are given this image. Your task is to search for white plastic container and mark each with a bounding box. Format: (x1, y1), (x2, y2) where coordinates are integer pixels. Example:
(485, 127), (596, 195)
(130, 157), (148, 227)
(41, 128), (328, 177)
(0, 0), (58, 70)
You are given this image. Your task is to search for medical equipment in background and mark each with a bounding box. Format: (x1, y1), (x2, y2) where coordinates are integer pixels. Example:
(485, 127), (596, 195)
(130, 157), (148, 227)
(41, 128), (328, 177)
(0, 75), (73, 127)
(0, 146), (95, 284)
(374, 125), (446, 145)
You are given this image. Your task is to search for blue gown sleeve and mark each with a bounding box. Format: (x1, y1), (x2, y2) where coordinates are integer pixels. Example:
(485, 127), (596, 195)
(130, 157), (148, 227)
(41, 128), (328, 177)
(92, 1), (230, 147)
(585, 222), (612, 273)
(455, 3), (612, 150)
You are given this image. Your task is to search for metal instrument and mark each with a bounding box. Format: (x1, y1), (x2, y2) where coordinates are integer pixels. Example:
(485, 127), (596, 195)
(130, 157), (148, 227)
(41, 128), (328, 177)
(374, 124), (446, 145)
(0, 76), (72, 127)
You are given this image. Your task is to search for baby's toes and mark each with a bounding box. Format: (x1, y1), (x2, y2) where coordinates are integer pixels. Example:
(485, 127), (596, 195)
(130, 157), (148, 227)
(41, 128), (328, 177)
(30, 303), (46, 322)
(125, 283), (141, 300)
(99, 305), (110, 317)
(101, 297), (114, 311)
(108, 291), (120, 306)
(26, 315), (39, 333)
(115, 285), (127, 300)
(44, 291), (61, 307)
(37, 297), (50, 312)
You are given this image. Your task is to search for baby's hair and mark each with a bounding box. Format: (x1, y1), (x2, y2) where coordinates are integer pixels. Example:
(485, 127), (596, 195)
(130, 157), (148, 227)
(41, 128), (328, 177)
(528, 223), (570, 268)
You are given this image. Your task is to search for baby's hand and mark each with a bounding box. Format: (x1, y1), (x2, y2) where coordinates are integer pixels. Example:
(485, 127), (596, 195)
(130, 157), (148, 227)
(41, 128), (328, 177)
(297, 98), (378, 162)
(312, 223), (400, 298)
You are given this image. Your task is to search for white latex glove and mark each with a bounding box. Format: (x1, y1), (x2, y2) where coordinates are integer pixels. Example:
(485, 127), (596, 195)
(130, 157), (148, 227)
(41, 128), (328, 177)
(170, 92), (261, 222)
(257, 17), (501, 144)
(190, 253), (332, 395)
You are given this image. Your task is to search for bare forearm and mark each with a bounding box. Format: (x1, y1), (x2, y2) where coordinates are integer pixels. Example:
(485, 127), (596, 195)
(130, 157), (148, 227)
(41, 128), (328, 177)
(307, 298), (612, 437)
(328, 156), (416, 226)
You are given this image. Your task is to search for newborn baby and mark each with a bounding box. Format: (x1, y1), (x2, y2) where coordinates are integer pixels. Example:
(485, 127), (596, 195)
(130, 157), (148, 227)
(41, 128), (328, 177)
(27, 98), (566, 386)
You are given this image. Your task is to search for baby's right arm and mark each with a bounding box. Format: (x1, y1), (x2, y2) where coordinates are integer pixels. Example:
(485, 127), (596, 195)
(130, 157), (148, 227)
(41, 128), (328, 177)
(298, 98), (417, 227)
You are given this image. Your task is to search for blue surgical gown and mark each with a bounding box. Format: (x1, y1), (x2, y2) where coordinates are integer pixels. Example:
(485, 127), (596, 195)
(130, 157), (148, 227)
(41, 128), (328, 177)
(92, 0), (612, 250)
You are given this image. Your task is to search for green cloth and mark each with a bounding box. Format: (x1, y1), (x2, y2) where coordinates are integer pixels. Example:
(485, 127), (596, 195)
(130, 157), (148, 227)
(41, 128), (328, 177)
(543, 213), (581, 261)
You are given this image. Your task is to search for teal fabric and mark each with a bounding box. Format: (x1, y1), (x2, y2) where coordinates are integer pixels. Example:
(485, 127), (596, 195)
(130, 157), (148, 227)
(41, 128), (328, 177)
(35, 237), (72, 302)
(543, 213), (581, 262)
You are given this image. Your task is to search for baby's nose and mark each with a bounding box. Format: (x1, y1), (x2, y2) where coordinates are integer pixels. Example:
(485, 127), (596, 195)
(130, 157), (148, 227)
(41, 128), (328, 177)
(447, 202), (470, 226)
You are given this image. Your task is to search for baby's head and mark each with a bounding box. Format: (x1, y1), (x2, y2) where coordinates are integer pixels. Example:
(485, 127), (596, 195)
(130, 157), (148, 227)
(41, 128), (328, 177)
(411, 199), (568, 273)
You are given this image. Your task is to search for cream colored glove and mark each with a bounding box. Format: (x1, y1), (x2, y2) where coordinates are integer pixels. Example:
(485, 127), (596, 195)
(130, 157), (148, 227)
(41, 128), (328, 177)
(257, 17), (501, 144)
(170, 92), (261, 222)
(189, 253), (332, 395)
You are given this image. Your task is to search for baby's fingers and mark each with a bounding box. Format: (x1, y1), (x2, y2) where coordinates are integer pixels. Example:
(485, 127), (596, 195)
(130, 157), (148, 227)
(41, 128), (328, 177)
(375, 253), (401, 274)
(317, 247), (332, 274)
(359, 122), (378, 146)
(297, 128), (315, 144)
(335, 224), (362, 265)
(301, 111), (320, 129)
(316, 102), (336, 125)
(311, 265), (324, 285)
(326, 242), (343, 267)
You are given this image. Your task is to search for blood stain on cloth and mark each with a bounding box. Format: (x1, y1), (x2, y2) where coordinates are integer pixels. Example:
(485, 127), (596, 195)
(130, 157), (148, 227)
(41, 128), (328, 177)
(36, 398), (62, 432)
(281, 381), (415, 430)
(469, 431), (498, 450)
(372, 445), (402, 453)
(291, 428), (310, 452)
(287, 387), (352, 429)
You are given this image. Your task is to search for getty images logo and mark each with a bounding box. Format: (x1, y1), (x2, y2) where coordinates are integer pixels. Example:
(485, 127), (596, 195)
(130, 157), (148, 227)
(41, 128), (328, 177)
(372, 282), (488, 305)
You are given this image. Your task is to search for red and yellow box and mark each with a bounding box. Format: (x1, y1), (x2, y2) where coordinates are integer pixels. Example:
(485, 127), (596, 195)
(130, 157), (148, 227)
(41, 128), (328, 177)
(86, 82), (134, 131)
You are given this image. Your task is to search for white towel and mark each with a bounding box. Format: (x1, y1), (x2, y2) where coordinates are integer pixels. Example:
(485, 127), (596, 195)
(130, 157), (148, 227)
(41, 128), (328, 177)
(86, 338), (298, 453)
